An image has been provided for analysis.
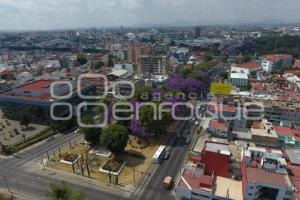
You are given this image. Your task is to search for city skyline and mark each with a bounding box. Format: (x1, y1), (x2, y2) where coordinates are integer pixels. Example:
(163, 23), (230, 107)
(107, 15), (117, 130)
(0, 0), (300, 31)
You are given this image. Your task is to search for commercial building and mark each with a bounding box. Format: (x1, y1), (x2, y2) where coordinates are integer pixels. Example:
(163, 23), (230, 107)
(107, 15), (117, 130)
(241, 147), (294, 200)
(264, 101), (300, 125)
(138, 55), (170, 76)
(192, 142), (230, 177)
(0, 80), (96, 124)
(229, 72), (249, 87)
(127, 44), (149, 65)
(260, 54), (292, 73)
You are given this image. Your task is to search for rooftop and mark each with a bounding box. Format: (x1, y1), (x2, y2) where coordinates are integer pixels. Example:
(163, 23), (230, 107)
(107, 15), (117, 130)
(230, 72), (248, 79)
(208, 120), (227, 131)
(214, 176), (243, 200)
(204, 142), (230, 155)
(246, 167), (291, 187)
(273, 126), (295, 137)
(285, 149), (300, 165)
(261, 54), (292, 62)
(208, 104), (236, 113)
(179, 165), (213, 191)
(17, 80), (54, 91)
(236, 61), (261, 69)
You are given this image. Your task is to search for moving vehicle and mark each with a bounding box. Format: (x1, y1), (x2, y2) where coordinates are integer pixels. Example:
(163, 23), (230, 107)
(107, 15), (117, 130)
(153, 145), (166, 163)
(185, 138), (191, 144)
(164, 150), (171, 160)
(163, 176), (173, 189)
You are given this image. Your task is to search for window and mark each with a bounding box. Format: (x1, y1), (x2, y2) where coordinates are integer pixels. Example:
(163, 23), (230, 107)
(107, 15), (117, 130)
(248, 193), (252, 196)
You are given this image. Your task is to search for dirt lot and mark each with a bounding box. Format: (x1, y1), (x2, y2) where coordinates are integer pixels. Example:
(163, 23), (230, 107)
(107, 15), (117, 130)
(47, 133), (171, 185)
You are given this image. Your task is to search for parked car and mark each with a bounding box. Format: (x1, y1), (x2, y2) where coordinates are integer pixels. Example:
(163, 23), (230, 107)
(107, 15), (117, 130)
(195, 121), (199, 125)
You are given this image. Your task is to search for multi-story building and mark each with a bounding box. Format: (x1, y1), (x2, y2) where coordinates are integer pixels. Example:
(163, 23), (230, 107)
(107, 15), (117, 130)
(260, 54), (292, 73)
(241, 147), (294, 200)
(229, 72), (249, 87)
(138, 55), (170, 76)
(264, 101), (300, 125)
(127, 44), (149, 65)
(0, 80), (96, 124)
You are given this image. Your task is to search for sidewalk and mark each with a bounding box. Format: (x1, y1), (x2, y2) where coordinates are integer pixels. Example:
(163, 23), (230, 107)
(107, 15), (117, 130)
(26, 161), (126, 196)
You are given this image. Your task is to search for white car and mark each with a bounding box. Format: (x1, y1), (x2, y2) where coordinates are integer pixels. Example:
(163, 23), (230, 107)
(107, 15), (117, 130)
(195, 121), (199, 126)
(74, 128), (79, 134)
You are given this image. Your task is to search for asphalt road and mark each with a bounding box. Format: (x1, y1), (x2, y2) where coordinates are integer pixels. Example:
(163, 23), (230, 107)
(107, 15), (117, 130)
(0, 121), (194, 200)
(131, 120), (196, 200)
(0, 132), (122, 200)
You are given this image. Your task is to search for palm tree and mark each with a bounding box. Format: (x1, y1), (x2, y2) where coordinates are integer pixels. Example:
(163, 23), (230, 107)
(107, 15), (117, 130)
(47, 181), (85, 200)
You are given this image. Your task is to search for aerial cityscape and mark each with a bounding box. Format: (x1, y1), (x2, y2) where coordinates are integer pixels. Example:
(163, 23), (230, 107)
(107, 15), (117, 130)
(1, 0), (300, 200)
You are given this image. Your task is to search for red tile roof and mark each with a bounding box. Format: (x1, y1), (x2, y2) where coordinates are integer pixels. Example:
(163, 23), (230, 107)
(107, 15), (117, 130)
(238, 62), (261, 69)
(289, 165), (300, 199)
(273, 126), (295, 137)
(181, 168), (213, 190)
(208, 105), (236, 113)
(19, 80), (54, 91)
(209, 120), (227, 130)
(246, 167), (289, 186)
(261, 54), (292, 62)
(251, 81), (264, 90)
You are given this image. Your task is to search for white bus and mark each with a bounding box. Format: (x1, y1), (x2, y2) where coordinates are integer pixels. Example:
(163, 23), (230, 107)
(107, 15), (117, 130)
(153, 145), (166, 163)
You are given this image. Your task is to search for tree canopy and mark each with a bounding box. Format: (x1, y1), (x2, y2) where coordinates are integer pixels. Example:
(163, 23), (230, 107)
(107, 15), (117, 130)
(77, 54), (88, 65)
(47, 181), (85, 200)
(134, 86), (152, 102)
(100, 124), (129, 153)
(19, 113), (30, 128)
(79, 114), (102, 145)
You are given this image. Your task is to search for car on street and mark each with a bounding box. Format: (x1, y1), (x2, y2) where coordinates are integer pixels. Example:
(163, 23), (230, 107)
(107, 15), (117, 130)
(185, 138), (191, 144)
(164, 151), (170, 160)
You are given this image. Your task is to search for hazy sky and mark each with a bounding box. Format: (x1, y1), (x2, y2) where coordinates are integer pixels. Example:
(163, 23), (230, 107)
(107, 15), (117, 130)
(0, 0), (299, 30)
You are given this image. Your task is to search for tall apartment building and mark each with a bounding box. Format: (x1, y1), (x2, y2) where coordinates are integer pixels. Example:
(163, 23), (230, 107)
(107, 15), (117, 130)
(127, 44), (149, 65)
(138, 55), (170, 76)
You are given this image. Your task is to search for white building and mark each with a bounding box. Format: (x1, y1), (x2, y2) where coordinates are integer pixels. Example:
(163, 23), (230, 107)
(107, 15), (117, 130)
(229, 72), (249, 87)
(260, 54), (292, 73)
(242, 147), (294, 200)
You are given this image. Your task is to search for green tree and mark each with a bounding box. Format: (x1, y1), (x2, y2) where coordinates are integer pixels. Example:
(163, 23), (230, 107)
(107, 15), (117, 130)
(96, 97), (110, 114)
(94, 61), (104, 70)
(79, 114), (102, 145)
(77, 54), (88, 65)
(108, 55), (114, 67)
(139, 105), (171, 135)
(204, 55), (213, 62)
(180, 68), (192, 78)
(220, 71), (229, 79)
(100, 124), (129, 153)
(134, 86), (152, 102)
(187, 73), (203, 81)
(47, 181), (85, 200)
(19, 113), (30, 128)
